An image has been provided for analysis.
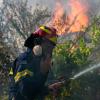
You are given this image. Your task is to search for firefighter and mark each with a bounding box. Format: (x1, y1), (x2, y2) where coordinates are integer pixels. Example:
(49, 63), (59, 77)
(9, 26), (58, 100)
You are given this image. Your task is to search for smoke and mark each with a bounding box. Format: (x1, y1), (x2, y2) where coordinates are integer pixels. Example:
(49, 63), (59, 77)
(87, 0), (100, 16)
(0, 0), (3, 7)
(28, 0), (56, 10)
(29, 0), (100, 16)
(63, 0), (100, 16)
(78, 0), (100, 16)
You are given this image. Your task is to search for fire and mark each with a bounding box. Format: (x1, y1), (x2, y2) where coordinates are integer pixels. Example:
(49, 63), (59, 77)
(51, 0), (89, 35)
(50, 1), (68, 35)
(68, 0), (89, 32)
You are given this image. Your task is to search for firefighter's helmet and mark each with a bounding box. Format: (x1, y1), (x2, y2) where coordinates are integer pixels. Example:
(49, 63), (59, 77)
(24, 26), (58, 48)
(33, 26), (58, 45)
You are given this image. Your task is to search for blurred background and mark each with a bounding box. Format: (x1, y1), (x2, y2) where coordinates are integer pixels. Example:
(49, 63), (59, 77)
(0, 0), (100, 99)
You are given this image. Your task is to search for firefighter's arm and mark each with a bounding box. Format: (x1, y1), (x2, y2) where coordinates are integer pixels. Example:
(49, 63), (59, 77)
(47, 79), (72, 97)
(48, 81), (64, 89)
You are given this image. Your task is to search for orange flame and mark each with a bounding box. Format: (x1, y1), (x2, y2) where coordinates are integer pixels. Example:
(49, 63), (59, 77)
(51, 0), (89, 35)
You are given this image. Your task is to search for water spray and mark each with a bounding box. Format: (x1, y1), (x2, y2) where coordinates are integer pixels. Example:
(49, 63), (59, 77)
(51, 63), (100, 86)
(48, 63), (100, 97)
(71, 63), (100, 80)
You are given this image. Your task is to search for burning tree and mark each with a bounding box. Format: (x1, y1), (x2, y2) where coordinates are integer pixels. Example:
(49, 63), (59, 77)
(48, 0), (89, 35)
(48, 17), (100, 100)
(46, 0), (100, 100)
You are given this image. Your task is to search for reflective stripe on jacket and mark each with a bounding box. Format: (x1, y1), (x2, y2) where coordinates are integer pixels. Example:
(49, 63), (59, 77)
(14, 69), (33, 83)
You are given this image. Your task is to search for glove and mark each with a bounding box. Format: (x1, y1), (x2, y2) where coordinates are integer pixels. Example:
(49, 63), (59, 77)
(48, 82), (63, 97)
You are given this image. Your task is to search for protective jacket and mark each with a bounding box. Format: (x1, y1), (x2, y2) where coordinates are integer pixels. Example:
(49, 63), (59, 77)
(9, 49), (49, 100)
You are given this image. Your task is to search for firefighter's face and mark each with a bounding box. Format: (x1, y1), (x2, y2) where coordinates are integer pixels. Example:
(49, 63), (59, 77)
(41, 39), (55, 55)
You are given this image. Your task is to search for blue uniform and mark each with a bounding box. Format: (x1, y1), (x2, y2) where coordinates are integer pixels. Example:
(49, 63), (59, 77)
(9, 49), (49, 100)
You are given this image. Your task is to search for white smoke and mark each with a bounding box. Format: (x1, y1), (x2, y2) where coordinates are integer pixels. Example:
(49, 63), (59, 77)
(28, 0), (56, 10)
(88, 0), (100, 16)
(28, 0), (100, 16)
(0, 0), (3, 7)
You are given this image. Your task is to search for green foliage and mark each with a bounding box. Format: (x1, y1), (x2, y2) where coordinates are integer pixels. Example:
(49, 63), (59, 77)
(72, 38), (92, 66)
(52, 38), (92, 78)
(49, 16), (100, 100)
(89, 16), (100, 46)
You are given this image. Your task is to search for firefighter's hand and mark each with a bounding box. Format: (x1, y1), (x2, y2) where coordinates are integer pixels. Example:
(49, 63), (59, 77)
(48, 82), (63, 96)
